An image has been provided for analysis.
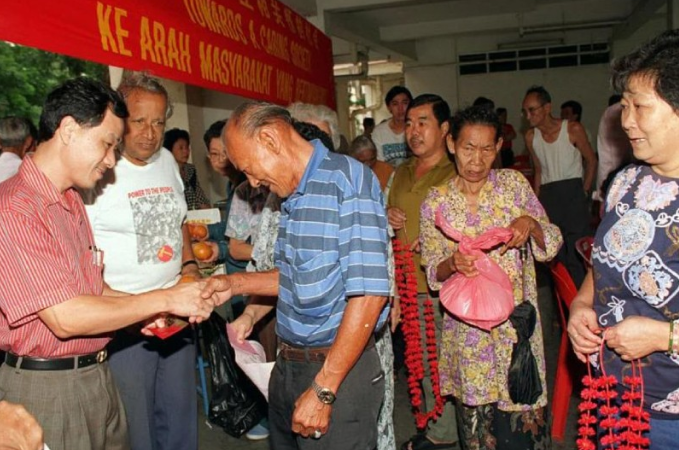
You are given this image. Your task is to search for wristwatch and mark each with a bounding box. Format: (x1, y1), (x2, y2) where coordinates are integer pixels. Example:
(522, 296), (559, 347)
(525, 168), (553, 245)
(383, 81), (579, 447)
(311, 380), (336, 404)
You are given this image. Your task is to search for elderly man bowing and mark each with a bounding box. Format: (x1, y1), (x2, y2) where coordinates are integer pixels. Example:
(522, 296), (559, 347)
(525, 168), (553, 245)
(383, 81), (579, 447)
(205, 101), (390, 450)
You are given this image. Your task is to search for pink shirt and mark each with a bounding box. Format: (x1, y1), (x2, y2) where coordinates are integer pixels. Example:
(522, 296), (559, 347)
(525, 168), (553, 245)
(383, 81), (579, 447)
(0, 157), (109, 357)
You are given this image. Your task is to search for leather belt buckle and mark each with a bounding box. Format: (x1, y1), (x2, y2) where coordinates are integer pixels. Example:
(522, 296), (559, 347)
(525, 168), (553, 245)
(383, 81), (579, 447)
(96, 349), (107, 364)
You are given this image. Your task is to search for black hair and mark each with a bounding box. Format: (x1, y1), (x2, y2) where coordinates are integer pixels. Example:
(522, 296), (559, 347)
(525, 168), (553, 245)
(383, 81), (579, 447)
(450, 105), (503, 142)
(608, 94), (622, 106)
(525, 85), (552, 105)
(203, 120), (226, 149)
(406, 93), (451, 126)
(561, 100), (583, 121)
(362, 117), (375, 127)
(38, 77), (128, 142)
(612, 29), (679, 110)
(292, 120), (335, 152)
(472, 96), (495, 110)
(163, 128), (190, 151)
(384, 86), (413, 106)
(496, 107), (507, 115)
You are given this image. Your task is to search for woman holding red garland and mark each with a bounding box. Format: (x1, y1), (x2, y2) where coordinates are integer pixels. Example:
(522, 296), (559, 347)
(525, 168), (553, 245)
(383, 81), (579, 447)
(568, 30), (679, 449)
(420, 106), (562, 450)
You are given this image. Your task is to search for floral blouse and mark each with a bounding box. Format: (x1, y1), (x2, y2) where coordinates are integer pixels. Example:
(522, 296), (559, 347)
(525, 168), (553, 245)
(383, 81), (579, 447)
(420, 169), (562, 411)
(593, 165), (679, 418)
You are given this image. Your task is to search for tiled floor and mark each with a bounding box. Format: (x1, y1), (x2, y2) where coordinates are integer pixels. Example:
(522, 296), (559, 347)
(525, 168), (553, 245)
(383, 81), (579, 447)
(197, 275), (580, 449)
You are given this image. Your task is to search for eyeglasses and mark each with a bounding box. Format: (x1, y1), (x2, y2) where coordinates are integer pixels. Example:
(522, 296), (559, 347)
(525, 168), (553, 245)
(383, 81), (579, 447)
(521, 104), (545, 117)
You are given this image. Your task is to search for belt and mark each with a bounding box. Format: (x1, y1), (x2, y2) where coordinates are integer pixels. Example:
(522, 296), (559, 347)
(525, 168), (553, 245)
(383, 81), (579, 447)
(278, 335), (376, 363)
(279, 342), (331, 363)
(5, 350), (107, 371)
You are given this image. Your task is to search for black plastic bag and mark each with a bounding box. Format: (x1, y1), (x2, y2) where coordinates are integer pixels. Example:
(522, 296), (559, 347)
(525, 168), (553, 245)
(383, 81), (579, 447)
(507, 301), (543, 405)
(201, 313), (267, 437)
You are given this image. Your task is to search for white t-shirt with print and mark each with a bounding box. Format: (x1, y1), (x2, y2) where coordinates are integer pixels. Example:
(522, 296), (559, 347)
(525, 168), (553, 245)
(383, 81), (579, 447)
(84, 150), (187, 294)
(372, 121), (407, 168)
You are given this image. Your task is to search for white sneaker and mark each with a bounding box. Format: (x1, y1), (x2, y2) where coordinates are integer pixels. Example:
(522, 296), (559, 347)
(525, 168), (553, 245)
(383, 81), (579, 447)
(245, 422), (270, 441)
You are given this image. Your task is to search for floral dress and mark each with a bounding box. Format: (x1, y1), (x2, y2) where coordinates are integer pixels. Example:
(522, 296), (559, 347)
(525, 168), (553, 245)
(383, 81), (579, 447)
(421, 169), (561, 410)
(593, 165), (679, 419)
(420, 170), (562, 450)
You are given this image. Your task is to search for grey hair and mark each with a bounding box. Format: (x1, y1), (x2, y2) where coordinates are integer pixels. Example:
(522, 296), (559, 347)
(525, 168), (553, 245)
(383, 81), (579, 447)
(287, 102), (340, 150)
(349, 135), (376, 157)
(0, 116), (32, 148)
(117, 72), (173, 120)
(229, 101), (293, 139)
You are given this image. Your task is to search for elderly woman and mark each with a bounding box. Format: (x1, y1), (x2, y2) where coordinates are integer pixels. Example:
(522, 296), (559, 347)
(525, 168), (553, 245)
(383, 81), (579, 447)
(164, 128), (210, 210)
(420, 106), (562, 450)
(568, 30), (679, 449)
(349, 135), (394, 191)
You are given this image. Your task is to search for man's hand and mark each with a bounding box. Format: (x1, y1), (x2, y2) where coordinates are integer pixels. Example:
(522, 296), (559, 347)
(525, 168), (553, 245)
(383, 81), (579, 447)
(0, 400), (44, 450)
(231, 311), (256, 343)
(567, 298), (602, 362)
(606, 316), (669, 361)
(165, 281), (215, 323)
(201, 275), (233, 306)
(291, 388), (332, 439)
(387, 207), (407, 231)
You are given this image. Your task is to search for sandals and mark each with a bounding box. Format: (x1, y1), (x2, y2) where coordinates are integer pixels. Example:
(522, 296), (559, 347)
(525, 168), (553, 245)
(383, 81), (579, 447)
(400, 434), (458, 450)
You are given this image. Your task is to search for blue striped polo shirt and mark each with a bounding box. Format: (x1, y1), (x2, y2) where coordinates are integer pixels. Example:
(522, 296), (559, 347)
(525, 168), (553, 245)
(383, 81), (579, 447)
(274, 140), (390, 347)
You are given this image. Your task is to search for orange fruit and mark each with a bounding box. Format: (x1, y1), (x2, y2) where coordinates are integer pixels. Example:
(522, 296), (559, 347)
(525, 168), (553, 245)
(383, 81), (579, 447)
(188, 223), (208, 240)
(179, 275), (197, 283)
(192, 242), (213, 261)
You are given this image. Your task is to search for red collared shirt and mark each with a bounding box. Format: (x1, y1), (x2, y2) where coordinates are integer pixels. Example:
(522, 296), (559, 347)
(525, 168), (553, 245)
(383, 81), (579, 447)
(0, 156), (110, 357)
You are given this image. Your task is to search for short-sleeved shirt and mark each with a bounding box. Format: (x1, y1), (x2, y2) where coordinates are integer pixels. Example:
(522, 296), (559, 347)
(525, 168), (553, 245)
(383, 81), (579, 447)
(225, 182), (268, 244)
(275, 140), (390, 347)
(594, 165), (679, 419)
(388, 154), (456, 292)
(0, 157), (108, 357)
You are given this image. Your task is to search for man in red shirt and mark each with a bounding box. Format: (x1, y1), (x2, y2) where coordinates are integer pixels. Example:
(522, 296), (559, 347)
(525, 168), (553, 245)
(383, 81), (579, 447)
(0, 77), (216, 450)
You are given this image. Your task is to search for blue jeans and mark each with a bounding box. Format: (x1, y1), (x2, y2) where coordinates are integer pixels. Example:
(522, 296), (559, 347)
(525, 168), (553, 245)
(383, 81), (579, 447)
(649, 417), (679, 450)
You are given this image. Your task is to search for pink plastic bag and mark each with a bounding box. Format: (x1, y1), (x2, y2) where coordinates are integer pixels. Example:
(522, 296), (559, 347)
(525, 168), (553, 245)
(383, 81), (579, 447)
(435, 212), (515, 331)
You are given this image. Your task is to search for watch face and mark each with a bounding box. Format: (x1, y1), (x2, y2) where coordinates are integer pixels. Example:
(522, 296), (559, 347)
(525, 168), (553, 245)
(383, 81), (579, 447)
(319, 389), (336, 404)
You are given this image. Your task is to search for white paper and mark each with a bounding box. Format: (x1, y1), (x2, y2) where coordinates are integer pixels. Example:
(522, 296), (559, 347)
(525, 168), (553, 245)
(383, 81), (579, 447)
(226, 323), (275, 401)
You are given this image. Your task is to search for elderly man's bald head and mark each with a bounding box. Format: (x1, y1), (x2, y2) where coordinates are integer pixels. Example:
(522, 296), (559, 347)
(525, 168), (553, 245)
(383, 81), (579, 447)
(228, 101), (293, 140)
(224, 100), (313, 198)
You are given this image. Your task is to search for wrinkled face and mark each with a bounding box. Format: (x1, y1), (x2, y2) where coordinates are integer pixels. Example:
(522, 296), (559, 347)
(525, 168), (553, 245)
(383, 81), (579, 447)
(121, 90), (167, 165)
(621, 75), (679, 170)
(207, 137), (229, 174)
(448, 124), (501, 184)
(406, 103), (448, 158)
(67, 108), (123, 189)
(354, 147), (377, 168)
(388, 93), (410, 123)
(522, 93), (549, 127)
(171, 138), (190, 165)
(224, 122), (296, 197)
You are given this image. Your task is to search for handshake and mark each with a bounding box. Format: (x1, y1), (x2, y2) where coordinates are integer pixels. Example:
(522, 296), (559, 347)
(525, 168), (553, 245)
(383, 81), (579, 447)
(140, 275), (234, 337)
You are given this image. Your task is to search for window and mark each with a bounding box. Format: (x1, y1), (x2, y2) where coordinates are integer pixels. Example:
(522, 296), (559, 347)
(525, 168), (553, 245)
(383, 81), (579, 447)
(458, 42), (609, 75)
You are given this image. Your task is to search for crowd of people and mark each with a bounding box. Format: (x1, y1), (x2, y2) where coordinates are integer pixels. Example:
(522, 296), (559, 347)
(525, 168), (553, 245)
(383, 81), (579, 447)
(0, 28), (678, 450)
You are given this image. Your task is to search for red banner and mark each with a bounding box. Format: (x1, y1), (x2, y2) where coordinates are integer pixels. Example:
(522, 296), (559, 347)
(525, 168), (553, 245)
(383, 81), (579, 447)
(0, 0), (335, 108)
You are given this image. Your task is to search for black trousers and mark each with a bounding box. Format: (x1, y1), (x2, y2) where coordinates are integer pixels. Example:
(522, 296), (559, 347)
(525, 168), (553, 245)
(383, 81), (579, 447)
(539, 178), (591, 287)
(268, 344), (384, 450)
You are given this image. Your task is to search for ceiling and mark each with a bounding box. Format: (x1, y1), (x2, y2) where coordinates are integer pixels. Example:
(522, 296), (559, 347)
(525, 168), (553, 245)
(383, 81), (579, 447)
(280, 0), (667, 65)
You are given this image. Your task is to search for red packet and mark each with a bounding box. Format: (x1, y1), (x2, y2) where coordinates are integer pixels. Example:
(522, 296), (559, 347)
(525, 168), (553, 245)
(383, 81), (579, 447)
(149, 317), (189, 340)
